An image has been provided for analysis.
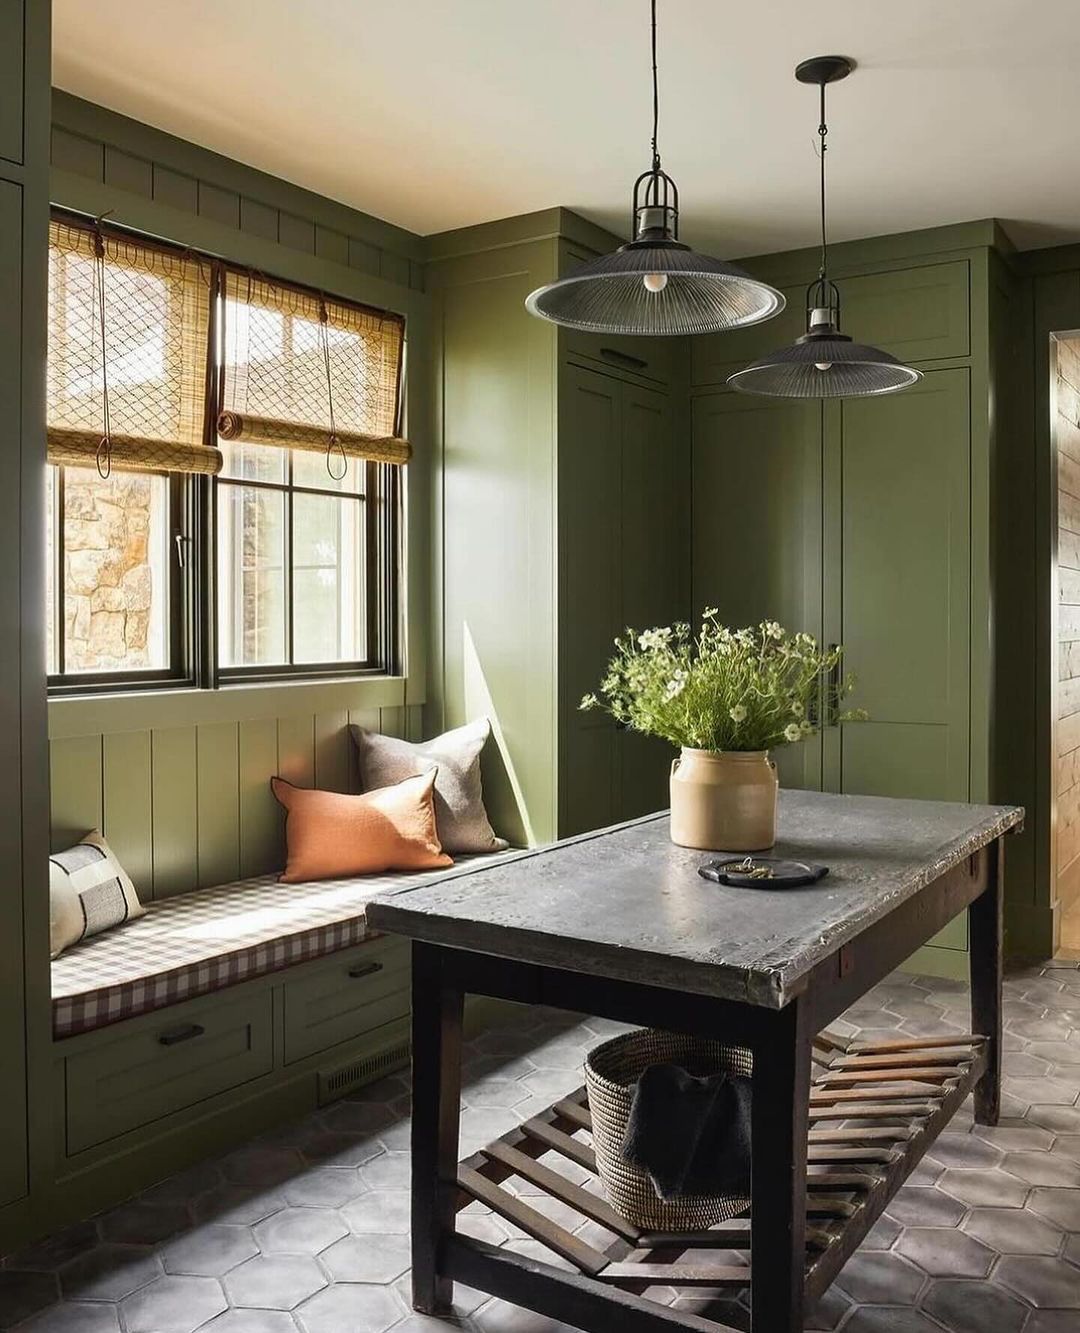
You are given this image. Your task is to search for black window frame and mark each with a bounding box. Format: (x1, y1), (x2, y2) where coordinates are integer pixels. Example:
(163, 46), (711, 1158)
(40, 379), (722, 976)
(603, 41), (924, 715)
(45, 212), (404, 696)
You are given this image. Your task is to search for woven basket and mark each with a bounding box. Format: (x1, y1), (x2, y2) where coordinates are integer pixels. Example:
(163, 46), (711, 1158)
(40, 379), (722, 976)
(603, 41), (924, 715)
(583, 1028), (753, 1232)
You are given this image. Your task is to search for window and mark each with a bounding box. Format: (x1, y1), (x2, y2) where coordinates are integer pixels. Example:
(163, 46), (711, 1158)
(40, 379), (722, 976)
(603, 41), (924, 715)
(44, 213), (407, 692)
(215, 272), (404, 679)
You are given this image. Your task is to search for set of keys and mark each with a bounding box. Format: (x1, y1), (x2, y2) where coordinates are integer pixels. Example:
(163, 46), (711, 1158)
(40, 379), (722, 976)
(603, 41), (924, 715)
(729, 857), (775, 880)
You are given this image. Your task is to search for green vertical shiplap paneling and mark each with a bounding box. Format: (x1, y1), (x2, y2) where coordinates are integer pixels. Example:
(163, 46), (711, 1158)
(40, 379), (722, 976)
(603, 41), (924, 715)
(49, 735), (103, 849)
(277, 713), (315, 788)
(150, 727), (198, 898)
(348, 708), (380, 792)
(314, 710), (350, 793)
(238, 717), (282, 878)
(196, 722), (241, 889)
(102, 731), (154, 898)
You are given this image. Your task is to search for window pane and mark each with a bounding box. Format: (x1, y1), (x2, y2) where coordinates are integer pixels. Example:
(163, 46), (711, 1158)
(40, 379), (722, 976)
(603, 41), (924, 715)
(61, 466), (170, 673)
(293, 493), (366, 663)
(292, 448), (366, 495)
(219, 437), (286, 485)
(217, 483), (286, 666)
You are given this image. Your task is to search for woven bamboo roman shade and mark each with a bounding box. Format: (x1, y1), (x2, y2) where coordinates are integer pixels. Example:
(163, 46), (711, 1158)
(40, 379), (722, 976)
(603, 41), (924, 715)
(46, 218), (220, 475)
(219, 270), (410, 466)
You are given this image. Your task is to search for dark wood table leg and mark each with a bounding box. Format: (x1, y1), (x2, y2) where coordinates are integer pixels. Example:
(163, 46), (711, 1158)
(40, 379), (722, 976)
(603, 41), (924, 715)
(750, 995), (812, 1333)
(411, 941), (464, 1314)
(969, 836), (1004, 1126)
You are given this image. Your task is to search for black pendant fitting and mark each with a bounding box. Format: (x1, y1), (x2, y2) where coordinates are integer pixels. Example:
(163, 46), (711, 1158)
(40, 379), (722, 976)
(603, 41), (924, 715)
(795, 54), (854, 86)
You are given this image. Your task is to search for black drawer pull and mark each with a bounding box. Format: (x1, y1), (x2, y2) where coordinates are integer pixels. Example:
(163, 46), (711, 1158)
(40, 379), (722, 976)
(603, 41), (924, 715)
(159, 1023), (205, 1047)
(600, 346), (648, 371)
(347, 961), (384, 980)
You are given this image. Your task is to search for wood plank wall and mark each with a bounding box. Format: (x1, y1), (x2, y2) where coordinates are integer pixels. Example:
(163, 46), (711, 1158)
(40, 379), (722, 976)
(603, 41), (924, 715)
(49, 704), (422, 899)
(1056, 338), (1080, 918)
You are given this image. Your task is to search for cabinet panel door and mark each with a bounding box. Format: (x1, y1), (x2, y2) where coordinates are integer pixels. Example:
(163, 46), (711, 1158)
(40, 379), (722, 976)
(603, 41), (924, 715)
(558, 366), (622, 835)
(691, 392), (824, 791)
(619, 383), (687, 818)
(825, 368), (971, 806)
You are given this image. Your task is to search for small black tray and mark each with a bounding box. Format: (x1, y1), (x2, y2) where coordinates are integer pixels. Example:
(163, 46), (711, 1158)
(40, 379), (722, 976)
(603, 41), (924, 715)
(698, 856), (829, 889)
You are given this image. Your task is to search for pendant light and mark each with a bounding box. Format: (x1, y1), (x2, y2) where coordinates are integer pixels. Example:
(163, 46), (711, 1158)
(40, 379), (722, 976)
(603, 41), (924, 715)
(524, 0), (784, 337)
(727, 56), (920, 398)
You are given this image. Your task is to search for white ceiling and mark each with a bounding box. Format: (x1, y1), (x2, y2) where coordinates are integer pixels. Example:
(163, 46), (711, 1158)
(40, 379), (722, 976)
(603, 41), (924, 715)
(52, 0), (1080, 257)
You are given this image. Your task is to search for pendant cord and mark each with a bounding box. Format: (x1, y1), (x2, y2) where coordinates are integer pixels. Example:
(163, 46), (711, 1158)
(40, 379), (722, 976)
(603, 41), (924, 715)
(650, 0), (660, 173)
(817, 79), (828, 282)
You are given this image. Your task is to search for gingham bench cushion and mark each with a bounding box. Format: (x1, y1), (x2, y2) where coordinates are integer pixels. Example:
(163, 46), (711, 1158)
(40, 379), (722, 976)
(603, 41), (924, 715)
(51, 857), (501, 1039)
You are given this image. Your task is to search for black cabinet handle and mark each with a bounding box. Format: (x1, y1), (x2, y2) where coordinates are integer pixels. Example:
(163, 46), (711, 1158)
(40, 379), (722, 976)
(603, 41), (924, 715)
(347, 961), (384, 980)
(600, 346), (648, 371)
(159, 1023), (205, 1046)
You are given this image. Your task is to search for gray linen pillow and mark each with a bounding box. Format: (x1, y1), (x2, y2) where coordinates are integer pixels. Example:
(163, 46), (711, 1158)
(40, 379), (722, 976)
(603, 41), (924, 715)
(350, 718), (508, 854)
(49, 830), (146, 959)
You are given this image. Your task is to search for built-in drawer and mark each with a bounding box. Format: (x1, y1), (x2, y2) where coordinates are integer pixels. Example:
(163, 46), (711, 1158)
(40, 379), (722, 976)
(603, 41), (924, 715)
(64, 990), (273, 1154)
(283, 935), (411, 1066)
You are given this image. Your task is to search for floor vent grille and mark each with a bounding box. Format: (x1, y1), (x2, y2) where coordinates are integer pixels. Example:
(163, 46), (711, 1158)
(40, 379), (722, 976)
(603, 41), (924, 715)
(318, 1040), (411, 1106)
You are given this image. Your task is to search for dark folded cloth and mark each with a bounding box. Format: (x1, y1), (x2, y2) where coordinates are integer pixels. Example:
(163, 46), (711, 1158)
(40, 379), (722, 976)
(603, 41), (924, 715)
(622, 1062), (752, 1201)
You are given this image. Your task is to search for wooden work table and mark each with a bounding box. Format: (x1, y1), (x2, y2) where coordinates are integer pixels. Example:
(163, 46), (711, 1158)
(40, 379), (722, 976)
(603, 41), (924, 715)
(367, 790), (1024, 1333)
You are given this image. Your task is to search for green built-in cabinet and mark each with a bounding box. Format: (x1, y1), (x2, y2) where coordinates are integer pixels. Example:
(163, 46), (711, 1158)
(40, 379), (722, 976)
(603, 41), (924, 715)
(691, 235), (1003, 970)
(428, 211), (690, 846)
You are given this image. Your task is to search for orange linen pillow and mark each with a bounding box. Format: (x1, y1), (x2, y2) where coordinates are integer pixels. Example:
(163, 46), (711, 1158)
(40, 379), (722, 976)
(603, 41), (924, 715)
(270, 770), (453, 883)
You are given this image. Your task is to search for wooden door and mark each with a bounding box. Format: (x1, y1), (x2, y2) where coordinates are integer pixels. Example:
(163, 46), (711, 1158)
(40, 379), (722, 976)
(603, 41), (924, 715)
(557, 365), (622, 836)
(691, 391), (824, 792)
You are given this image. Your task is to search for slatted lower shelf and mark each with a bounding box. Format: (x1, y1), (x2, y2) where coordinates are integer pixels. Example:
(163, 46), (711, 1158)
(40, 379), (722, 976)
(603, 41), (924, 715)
(453, 1030), (987, 1327)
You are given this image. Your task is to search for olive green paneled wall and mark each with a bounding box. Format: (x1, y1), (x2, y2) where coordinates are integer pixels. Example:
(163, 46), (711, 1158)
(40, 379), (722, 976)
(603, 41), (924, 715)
(0, 0), (53, 1237)
(49, 699), (423, 898)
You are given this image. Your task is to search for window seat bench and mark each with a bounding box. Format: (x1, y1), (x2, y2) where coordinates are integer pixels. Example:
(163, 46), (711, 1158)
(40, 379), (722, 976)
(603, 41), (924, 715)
(52, 855), (512, 1039)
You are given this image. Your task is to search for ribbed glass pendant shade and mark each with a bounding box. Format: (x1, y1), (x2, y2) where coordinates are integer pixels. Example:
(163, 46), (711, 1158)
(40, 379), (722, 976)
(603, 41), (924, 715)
(727, 322), (922, 398)
(525, 240), (784, 336)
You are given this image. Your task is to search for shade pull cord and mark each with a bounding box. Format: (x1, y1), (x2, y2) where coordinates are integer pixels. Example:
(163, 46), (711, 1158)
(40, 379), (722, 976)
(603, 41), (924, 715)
(319, 299), (347, 482)
(93, 227), (112, 480)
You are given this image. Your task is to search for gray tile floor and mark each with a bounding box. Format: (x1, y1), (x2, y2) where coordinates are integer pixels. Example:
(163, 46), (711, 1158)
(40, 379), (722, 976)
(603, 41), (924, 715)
(4, 962), (1080, 1332)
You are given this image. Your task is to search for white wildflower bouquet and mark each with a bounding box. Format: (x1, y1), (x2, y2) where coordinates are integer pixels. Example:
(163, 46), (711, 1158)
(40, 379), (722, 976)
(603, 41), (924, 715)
(580, 612), (866, 752)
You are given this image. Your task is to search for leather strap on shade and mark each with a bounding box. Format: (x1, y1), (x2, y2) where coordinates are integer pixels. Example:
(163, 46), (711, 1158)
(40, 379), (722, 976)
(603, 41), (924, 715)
(47, 428), (224, 476)
(216, 411), (411, 466)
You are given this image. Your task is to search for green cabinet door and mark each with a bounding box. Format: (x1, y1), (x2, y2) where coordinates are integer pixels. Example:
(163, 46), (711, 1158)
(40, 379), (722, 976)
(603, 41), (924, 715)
(823, 368), (971, 949)
(618, 381), (687, 819)
(691, 391), (824, 792)
(0, 179), (27, 1208)
(558, 365), (622, 836)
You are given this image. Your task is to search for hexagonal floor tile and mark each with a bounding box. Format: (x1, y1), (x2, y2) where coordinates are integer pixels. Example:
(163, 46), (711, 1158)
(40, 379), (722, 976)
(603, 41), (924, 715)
(13, 1301), (122, 1333)
(1002, 1150), (1080, 1186)
(1023, 1313), (1080, 1333)
(161, 1224), (258, 1277)
(118, 1274), (228, 1333)
(340, 1189), (411, 1234)
(98, 1201), (191, 1246)
(320, 1232), (411, 1283)
(895, 1227), (994, 1278)
(359, 1152), (413, 1191)
(885, 1187), (967, 1228)
(938, 1167), (1030, 1208)
(1025, 1105), (1080, 1135)
(191, 1184), (286, 1228)
(996, 1255), (1080, 1307)
(219, 1146), (304, 1189)
(198, 1310), (300, 1333)
(280, 1165), (365, 1207)
(962, 1206), (1063, 1255)
(840, 1309), (948, 1333)
(251, 1207), (348, 1255)
(59, 1244), (161, 1302)
(224, 1253), (327, 1310)
(920, 1277), (1029, 1333)
(833, 1251), (926, 1305)
(2, 1221), (99, 1273)
(1029, 1186), (1080, 1229)
(0, 1271), (61, 1328)
(294, 1281), (404, 1333)
(927, 1133), (1003, 1170)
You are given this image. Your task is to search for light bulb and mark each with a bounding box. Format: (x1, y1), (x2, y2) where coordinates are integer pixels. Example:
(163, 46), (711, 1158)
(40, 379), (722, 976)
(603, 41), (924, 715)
(642, 272), (668, 293)
(815, 362), (833, 372)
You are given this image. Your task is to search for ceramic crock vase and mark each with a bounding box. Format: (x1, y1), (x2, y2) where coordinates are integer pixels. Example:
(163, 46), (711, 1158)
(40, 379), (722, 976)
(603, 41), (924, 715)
(669, 748), (778, 852)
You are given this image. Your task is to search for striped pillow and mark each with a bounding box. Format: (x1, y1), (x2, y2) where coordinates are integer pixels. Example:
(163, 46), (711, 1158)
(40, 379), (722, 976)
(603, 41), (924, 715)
(49, 831), (145, 959)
